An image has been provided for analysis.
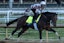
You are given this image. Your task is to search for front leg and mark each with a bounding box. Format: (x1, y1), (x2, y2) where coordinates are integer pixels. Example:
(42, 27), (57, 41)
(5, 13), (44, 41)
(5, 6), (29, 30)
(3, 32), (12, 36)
(46, 28), (61, 40)
(39, 30), (42, 43)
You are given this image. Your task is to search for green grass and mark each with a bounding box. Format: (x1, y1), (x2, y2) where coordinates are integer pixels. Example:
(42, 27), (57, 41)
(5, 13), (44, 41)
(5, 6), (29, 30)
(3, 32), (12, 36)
(0, 28), (64, 40)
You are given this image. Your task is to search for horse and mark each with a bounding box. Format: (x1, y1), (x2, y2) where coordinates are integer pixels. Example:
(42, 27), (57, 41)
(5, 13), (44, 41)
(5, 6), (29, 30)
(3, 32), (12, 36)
(6, 12), (60, 41)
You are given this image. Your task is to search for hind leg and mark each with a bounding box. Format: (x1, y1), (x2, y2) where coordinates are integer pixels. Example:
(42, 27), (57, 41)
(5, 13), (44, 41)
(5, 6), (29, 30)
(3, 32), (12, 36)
(46, 28), (60, 39)
(18, 26), (28, 38)
(9, 22), (22, 38)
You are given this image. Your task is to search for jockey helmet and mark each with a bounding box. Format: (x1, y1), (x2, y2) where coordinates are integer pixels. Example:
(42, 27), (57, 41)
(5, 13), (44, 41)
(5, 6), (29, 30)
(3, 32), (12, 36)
(40, 1), (46, 9)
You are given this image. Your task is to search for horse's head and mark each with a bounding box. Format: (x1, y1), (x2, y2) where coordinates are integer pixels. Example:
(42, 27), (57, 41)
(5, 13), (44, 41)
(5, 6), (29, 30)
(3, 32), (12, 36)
(41, 12), (57, 27)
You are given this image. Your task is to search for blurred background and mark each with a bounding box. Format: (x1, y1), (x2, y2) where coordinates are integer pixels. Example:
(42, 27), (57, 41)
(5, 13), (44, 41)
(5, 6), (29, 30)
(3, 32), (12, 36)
(0, 0), (64, 8)
(0, 0), (64, 41)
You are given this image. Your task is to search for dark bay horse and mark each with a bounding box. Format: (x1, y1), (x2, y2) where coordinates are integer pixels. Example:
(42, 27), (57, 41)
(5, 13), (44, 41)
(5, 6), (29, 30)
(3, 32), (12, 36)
(6, 12), (60, 41)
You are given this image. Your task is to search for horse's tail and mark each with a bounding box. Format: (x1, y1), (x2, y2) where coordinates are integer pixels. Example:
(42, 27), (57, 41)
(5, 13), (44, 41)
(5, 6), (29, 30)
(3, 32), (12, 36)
(6, 18), (18, 26)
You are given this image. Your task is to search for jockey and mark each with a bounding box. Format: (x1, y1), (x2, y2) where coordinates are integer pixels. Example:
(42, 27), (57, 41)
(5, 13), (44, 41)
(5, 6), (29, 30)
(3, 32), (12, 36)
(31, 4), (41, 30)
(25, 1), (46, 30)
(30, 3), (42, 30)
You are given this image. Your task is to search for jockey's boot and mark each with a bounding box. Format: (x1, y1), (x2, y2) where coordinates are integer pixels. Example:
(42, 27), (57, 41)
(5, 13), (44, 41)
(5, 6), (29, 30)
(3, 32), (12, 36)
(33, 22), (38, 30)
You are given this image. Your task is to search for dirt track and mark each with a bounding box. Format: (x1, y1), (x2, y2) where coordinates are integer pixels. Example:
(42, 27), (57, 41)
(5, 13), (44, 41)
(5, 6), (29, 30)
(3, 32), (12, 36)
(0, 40), (64, 43)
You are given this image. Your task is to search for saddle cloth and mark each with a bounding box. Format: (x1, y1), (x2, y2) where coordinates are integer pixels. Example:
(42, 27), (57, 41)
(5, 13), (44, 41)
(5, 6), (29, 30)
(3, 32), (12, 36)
(26, 15), (41, 24)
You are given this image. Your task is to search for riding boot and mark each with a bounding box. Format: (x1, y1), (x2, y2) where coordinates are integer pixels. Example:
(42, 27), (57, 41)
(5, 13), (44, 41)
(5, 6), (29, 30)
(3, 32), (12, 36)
(33, 21), (38, 30)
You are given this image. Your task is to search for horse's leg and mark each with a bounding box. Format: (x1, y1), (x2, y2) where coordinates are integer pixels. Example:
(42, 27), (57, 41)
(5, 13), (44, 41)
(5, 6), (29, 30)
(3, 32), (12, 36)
(9, 21), (22, 38)
(46, 28), (60, 39)
(39, 30), (42, 43)
(18, 26), (28, 37)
